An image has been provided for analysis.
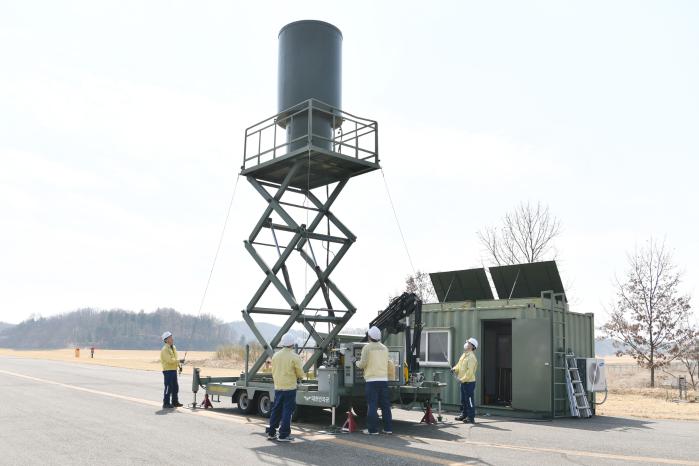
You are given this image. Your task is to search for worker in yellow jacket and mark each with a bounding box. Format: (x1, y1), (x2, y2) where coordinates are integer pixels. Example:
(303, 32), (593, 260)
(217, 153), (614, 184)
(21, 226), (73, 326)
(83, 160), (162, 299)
(160, 331), (183, 409)
(266, 332), (304, 442)
(452, 337), (478, 423)
(356, 326), (394, 435)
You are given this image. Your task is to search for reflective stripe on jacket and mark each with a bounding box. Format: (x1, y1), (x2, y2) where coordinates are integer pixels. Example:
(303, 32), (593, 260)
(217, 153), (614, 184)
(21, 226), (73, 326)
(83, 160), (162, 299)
(160, 344), (179, 371)
(272, 347), (305, 390)
(356, 342), (393, 382)
(453, 351), (478, 383)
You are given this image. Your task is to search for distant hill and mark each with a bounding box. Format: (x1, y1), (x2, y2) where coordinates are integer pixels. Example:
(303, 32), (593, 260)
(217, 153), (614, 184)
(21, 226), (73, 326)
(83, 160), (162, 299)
(0, 308), (234, 350)
(0, 311), (363, 351)
(0, 322), (15, 334)
(595, 337), (629, 357)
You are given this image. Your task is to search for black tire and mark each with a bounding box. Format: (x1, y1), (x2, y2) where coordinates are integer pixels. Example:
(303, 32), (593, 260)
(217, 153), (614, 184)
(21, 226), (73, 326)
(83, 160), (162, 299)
(257, 392), (273, 418)
(237, 391), (257, 415)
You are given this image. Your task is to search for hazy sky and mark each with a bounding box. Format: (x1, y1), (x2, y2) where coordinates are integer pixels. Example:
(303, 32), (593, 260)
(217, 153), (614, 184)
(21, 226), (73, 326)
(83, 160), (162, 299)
(1, 1), (697, 331)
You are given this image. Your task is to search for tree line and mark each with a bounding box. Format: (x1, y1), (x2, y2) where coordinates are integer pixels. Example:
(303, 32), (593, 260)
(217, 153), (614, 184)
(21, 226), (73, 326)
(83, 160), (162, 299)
(0, 308), (236, 350)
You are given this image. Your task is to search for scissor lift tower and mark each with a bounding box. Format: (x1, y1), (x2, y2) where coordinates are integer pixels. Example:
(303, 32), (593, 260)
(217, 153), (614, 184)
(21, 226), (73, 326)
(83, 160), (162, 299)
(240, 20), (380, 381)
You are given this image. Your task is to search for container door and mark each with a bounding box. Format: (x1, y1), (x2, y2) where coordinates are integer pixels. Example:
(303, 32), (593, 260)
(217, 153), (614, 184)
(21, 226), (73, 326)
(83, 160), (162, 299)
(511, 318), (551, 412)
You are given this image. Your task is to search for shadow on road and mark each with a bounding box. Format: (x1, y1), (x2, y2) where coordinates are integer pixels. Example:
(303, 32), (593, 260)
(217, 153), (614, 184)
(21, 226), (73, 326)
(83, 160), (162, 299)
(468, 414), (656, 432)
(154, 408), (179, 416)
(249, 432), (492, 466)
(542, 415), (655, 432)
(465, 421), (511, 432)
(186, 406), (490, 464)
(294, 408), (474, 442)
(196, 405), (485, 443)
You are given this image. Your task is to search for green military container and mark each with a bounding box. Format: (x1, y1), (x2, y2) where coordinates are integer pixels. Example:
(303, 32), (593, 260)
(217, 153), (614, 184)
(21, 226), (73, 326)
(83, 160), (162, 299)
(385, 261), (595, 418)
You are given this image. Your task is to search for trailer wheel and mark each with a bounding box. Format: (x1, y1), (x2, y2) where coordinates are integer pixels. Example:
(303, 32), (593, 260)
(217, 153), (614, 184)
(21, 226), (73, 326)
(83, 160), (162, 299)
(237, 391), (257, 415)
(257, 392), (272, 418)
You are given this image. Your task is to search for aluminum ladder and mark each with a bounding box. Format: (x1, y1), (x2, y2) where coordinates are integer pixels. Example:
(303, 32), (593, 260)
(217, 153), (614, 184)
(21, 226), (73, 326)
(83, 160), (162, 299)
(564, 353), (592, 418)
(549, 292), (570, 418)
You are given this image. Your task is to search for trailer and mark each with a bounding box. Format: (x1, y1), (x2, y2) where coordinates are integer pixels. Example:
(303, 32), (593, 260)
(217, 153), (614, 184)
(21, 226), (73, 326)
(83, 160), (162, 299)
(193, 292), (446, 422)
(192, 340), (445, 420)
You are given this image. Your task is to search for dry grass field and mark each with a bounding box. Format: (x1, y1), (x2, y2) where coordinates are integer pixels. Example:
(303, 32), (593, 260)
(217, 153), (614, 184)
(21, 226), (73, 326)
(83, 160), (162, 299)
(597, 355), (698, 420)
(0, 348), (243, 378)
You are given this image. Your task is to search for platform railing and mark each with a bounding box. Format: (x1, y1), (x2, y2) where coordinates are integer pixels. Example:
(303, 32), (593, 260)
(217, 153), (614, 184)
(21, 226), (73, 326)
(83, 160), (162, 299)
(242, 98), (379, 171)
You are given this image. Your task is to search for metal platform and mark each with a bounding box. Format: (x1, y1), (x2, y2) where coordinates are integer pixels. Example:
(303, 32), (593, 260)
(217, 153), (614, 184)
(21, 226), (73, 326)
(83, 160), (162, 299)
(241, 99), (380, 189)
(241, 145), (379, 190)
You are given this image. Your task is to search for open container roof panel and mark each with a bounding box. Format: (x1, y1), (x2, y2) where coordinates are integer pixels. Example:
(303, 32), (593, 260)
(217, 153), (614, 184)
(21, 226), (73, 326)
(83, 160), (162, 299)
(429, 268), (494, 302)
(488, 260), (565, 300)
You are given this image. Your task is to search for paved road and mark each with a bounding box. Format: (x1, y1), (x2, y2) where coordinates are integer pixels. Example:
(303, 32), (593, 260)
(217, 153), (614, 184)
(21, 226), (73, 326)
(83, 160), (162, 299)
(1, 356), (697, 466)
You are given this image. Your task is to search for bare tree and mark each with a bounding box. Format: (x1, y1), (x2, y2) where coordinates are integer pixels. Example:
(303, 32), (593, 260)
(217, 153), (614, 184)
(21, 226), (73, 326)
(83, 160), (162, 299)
(405, 270), (437, 303)
(478, 202), (561, 266)
(672, 333), (698, 390)
(602, 239), (693, 387)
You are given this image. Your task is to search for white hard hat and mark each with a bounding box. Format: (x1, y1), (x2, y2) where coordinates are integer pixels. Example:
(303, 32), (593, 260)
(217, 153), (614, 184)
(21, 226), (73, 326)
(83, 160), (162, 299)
(465, 337), (479, 350)
(367, 326), (381, 341)
(162, 331), (172, 341)
(280, 332), (296, 347)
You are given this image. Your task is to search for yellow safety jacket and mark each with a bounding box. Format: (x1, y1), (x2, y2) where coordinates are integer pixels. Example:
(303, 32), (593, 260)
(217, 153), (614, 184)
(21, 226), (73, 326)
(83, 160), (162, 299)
(453, 350), (478, 383)
(272, 347), (305, 391)
(160, 344), (179, 371)
(356, 342), (393, 382)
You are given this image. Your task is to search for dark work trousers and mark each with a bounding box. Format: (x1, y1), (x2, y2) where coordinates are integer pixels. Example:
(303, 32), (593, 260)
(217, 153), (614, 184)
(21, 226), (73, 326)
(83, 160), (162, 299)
(163, 370), (179, 405)
(460, 381), (476, 420)
(365, 380), (393, 433)
(267, 390), (296, 439)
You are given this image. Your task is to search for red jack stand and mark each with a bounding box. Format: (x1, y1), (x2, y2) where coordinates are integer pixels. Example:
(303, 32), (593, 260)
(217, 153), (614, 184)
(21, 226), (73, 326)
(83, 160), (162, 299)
(420, 403), (437, 424)
(200, 393), (213, 409)
(341, 408), (357, 432)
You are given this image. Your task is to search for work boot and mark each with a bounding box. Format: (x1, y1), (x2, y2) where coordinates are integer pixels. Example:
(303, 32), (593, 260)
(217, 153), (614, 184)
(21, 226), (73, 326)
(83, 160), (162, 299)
(455, 415), (465, 421)
(172, 402), (183, 408)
